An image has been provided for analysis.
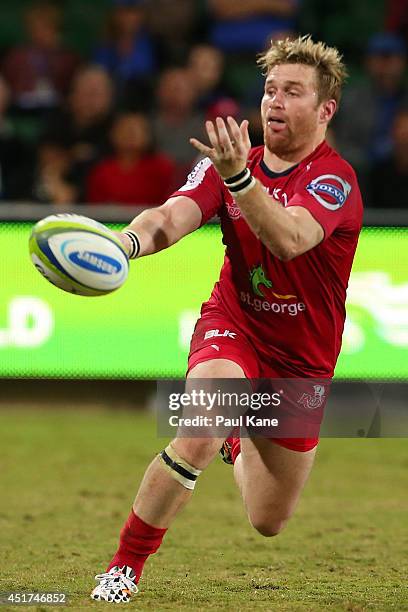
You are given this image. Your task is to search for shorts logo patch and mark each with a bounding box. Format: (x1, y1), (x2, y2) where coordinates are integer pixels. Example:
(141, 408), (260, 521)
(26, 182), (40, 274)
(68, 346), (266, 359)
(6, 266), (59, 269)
(306, 174), (351, 210)
(298, 384), (326, 410)
(178, 157), (212, 192)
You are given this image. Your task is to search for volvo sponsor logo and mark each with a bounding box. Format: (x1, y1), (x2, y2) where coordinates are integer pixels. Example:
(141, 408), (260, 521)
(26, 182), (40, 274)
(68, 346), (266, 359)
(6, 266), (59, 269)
(306, 174), (351, 210)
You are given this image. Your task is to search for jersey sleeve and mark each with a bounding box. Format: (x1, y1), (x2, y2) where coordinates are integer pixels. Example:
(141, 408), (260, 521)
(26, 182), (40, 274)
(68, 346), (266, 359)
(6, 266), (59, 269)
(286, 159), (359, 239)
(171, 157), (224, 225)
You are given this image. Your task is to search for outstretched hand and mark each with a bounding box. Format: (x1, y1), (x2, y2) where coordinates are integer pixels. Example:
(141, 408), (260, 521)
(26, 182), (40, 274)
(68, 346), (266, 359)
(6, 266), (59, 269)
(190, 116), (251, 180)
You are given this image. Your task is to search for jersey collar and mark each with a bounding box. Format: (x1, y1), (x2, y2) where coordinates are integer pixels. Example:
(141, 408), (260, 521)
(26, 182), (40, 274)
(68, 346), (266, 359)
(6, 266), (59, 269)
(260, 159), (299, 178)
(260, 141), (329, 178)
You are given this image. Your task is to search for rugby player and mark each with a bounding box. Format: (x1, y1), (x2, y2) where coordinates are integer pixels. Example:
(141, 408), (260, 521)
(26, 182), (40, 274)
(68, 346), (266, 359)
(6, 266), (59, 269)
(91, 36), (363, 603)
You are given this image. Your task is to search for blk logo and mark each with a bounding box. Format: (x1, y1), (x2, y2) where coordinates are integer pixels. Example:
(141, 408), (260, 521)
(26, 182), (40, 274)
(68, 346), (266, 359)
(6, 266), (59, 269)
(204, 329), (237, 340)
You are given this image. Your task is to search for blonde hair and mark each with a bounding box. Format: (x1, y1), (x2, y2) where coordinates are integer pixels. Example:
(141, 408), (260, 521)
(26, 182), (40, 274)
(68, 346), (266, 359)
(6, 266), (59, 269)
(257, 35), (347, 105)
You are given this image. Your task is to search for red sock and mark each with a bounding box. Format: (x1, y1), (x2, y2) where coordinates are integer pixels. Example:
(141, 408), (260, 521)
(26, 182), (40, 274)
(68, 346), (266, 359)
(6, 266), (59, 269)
(231, 437), (241, 464)
(108, 510), (167, 582)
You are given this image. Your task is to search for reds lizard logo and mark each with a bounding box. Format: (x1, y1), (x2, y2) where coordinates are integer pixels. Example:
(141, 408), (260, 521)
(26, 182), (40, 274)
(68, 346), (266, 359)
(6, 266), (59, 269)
(298, 385), (326, 410)
(249, 265), (296, 300)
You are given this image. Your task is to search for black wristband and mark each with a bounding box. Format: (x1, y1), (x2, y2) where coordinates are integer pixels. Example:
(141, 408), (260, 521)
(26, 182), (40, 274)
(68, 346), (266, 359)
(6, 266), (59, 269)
(123, 230), (141, 259)
(224, 168), (248, 185)
(228, 174), (254, 193)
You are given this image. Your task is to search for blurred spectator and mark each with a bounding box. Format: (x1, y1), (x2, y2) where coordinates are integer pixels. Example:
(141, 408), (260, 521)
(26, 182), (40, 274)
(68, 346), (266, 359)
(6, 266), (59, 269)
(86, 113), (176, 205)
(152, 67), (205, 171)
(30, 143), (77, 205)
(368, 108), (408, 208)
(40, 66), (115, 201)
(2, 1), (80, 111)
(0, 77), (33, 200)
(187, 44), (231, 111)
(187, 43), (241, 131)
(145, 0), (200, 67)
(206, 97), (240, 123)
(386, 0), (408, 47)
(334, 33), (408, 188)
(92, 0), (156, 110)
(207, 0), (299, 54)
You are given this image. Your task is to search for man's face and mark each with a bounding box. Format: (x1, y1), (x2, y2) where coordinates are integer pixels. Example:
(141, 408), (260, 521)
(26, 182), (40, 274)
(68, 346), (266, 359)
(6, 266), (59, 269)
(261, 63), (323, 156)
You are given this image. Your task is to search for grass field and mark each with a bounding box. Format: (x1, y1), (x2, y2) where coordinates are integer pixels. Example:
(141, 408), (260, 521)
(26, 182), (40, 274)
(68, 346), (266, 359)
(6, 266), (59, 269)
(1, 407), (407, 611)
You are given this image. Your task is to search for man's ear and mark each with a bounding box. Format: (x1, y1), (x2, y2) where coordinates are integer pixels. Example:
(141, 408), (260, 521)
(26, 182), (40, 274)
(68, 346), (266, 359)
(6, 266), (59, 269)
(319, 99), (337, 124)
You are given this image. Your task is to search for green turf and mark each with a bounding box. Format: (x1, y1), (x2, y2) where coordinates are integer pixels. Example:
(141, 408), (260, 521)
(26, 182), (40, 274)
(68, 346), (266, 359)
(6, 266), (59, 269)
(1, 408), (407, 611)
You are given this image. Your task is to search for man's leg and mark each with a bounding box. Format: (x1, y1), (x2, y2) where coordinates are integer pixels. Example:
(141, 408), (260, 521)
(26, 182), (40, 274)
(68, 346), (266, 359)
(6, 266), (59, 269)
(103, 359), (245, 584)
(132, 358), (245, 526)
(233, 437), (317, 536)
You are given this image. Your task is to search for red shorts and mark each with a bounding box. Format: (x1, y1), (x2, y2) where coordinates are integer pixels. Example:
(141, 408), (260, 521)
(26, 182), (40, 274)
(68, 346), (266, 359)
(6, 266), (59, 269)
(187, 305), (323, 453)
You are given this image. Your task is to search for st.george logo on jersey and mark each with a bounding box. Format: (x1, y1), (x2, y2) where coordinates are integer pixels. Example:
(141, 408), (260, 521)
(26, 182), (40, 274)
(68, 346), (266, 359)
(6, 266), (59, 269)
(306, 174), (351, 211)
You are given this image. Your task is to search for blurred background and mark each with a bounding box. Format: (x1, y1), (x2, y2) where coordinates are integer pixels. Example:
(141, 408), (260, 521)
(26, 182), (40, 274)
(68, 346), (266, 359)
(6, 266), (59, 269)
(0, 0), (407, 388)
(0, 0), (407, 207)
(0, 4), (407, 608)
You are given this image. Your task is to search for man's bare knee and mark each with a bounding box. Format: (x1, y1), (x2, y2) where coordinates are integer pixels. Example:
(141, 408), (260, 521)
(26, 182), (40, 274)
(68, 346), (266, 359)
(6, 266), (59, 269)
(249, 514), (290, 538)
(172, 438), (220, 470)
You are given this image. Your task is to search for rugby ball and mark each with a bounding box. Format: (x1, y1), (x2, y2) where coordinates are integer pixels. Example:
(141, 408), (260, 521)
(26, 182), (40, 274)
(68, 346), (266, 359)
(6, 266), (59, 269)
(29, 214), (129, 296)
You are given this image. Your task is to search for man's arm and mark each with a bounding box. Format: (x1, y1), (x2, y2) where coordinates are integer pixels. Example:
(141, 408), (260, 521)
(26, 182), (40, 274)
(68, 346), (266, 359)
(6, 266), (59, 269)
(190, 116), (324, 261)
(119, 196), (203, 257)
(232, 183), (324, 261)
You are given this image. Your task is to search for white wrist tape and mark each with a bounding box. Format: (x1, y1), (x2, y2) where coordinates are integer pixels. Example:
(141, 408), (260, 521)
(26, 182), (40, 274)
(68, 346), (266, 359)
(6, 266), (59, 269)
(223, 168), (251, 188)
(230, 175), (256, 197)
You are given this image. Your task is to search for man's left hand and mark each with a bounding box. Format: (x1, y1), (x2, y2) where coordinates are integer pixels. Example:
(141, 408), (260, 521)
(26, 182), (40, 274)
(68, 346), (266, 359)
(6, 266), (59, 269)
(190, 116), (251, 180)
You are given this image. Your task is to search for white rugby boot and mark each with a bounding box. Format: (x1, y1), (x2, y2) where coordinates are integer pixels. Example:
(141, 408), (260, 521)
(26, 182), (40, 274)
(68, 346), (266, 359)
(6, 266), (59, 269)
(91, 565), (138, 603)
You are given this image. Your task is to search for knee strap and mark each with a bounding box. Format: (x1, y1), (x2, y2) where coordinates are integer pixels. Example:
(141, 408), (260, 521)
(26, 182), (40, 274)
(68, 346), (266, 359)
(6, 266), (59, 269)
(158, 444), (202, 490)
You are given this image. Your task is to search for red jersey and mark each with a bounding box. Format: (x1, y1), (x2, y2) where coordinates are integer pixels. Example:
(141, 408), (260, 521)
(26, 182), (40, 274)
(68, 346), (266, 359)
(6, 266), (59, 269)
(173, 142), (363, 377)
